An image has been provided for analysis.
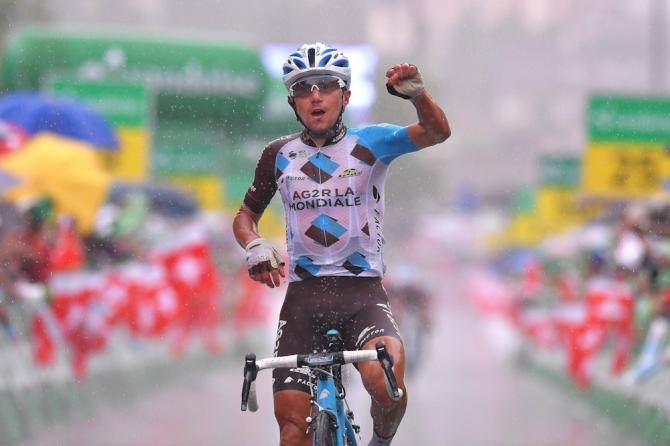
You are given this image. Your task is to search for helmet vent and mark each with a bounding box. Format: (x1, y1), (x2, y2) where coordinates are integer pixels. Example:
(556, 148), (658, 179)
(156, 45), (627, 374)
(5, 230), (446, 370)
(318, 54), (333, 67)
(307, 48), (316, 67)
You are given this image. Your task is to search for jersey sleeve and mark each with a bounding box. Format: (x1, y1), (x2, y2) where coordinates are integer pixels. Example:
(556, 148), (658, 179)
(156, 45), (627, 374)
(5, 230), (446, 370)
(243, 143), (280, 215)
(354, 124), (419, 165)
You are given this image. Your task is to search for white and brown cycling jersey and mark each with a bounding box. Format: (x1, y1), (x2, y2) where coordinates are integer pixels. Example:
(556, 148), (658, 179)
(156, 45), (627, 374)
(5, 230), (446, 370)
(244, 122), (417, 282)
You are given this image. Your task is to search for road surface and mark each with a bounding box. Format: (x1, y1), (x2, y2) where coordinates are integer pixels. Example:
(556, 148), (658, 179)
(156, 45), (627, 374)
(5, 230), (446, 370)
(21, 296), (641, 446)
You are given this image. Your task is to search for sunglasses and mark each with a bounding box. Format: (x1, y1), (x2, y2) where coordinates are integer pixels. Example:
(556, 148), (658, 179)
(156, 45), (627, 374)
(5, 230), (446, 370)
(289, 76), (345, 98)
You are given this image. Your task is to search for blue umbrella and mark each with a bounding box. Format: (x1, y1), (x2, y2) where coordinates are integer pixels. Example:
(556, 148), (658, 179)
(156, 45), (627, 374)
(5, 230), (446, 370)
(0, 92), (119, 149)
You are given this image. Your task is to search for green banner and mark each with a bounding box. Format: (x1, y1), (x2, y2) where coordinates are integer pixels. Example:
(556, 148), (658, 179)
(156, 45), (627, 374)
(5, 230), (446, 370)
(1, 29), (269, 124)
(51, 78), (151, 127)
(151, 122), (257, 201)
(152, 124), (224, 175)
(589, 95), (670, 143)
(513, 187), (536, 216)
(539, 155), (581, 187)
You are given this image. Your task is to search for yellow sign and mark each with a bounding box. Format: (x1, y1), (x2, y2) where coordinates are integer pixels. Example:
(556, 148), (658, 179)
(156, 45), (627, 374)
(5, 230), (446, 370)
(582, 142), (668, 198)
(51, 80), (153, 180)
(167, 174), (224, 211)
(536, 187), (602, 234)
(507, 214), (544, 246)
(99, 128), (150, 180)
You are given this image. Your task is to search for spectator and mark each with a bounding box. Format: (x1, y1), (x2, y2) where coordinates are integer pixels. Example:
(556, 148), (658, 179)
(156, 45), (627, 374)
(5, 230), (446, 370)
(628, 239), (670, 383)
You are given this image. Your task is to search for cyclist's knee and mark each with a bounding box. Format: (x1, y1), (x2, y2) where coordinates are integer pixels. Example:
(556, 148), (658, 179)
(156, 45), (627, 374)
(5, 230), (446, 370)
(368, 374), (408, 408)
(274, 390), (310, 444)
(359, 337), (407, 407)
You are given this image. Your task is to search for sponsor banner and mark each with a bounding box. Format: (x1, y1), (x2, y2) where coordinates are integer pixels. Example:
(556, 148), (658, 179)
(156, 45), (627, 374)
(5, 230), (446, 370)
(539, 155), (581, 187)
(536, 187), (601, 234)
(507, 213), (544, 246)
(582, 142), (667, 198)
(583, 95), (670, 198)
(2, 29), (268, 122)
(512, 187), (536, 217)
(589, 95), (670, 143)
(50, 78), (151, 127)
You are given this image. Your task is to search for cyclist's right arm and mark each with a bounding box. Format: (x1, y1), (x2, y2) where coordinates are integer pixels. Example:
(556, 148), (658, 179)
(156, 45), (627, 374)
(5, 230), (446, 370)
(233, 204), (263, 249)
(233, 206), (284, 288)
(233, 142), (286, 288)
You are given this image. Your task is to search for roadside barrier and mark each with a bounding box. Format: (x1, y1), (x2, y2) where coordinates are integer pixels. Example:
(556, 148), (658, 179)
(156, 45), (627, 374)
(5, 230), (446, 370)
(0, 300), (228, 446)
(519, 346), (670, 445)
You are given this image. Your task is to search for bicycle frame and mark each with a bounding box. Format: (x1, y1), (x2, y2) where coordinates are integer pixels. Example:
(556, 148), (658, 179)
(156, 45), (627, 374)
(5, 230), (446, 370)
(241, 331), (402, 445)
(311, 367), (359, 445)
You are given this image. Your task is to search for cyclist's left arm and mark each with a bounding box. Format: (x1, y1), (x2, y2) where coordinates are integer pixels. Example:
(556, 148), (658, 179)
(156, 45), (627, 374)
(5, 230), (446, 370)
(406, 92), (451, 149)
(386, 63), (451, 149)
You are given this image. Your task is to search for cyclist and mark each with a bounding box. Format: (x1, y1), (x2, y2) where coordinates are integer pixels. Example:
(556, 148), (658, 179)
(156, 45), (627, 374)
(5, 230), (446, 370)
(233, 43), (450, 446)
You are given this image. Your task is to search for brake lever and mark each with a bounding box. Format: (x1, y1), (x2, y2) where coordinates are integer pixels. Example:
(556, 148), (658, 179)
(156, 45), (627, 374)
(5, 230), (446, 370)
(241, 353), (259, 411)
(375, 342), (402, 401)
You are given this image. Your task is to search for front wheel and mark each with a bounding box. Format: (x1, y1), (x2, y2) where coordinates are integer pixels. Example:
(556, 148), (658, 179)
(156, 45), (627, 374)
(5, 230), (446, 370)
(313, 411), (336, 446)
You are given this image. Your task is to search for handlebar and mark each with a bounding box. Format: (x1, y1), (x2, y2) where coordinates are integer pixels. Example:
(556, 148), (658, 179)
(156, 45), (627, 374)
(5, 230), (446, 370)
(240, 343), (402, 411)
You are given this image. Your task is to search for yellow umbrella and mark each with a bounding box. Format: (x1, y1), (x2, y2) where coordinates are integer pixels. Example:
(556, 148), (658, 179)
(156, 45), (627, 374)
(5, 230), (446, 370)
(1, 133), (111, 233)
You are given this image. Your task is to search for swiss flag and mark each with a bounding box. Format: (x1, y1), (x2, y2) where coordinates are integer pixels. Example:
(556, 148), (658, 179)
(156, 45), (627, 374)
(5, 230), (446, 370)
(152, 222), (223, 354)
(31, 304), (63, 367)
(566, 323), (606, 389)
(122, 262), (180, 338)
(585, 278), (635, 375)
(49, 272), (93, 338)
(554, 302), (601, 389)
(49, 217), (85, 272)
(519, 308), (558, 349)
(49, 271), (110, 378)
(99, 269), (130, 326)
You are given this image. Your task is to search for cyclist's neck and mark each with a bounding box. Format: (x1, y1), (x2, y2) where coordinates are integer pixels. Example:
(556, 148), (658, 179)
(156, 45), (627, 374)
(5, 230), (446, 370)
(309, 135), (327, 148)
(300, 120), (347, 148)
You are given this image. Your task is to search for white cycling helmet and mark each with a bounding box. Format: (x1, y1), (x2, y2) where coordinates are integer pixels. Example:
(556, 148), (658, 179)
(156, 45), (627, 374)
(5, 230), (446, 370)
(282, 43), (351, 91)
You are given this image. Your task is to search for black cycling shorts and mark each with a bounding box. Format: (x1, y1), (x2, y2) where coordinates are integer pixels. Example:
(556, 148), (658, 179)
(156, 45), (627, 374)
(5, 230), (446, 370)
(272, 276), (402, 394)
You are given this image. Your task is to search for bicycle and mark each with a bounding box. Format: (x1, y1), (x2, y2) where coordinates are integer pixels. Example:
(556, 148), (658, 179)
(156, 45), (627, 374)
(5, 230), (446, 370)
(241, 329), (403, 445)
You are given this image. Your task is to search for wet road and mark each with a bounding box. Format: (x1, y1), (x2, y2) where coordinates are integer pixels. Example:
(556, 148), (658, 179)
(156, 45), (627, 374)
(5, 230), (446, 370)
(22, 297), (641, 446)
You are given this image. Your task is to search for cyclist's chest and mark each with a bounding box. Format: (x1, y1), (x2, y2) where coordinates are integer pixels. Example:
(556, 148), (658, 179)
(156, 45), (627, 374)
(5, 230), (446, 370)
(276, 139), (379, 210)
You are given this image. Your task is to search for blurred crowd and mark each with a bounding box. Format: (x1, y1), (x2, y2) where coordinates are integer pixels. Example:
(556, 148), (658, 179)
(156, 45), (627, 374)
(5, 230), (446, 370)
(0, 189), (274, 379)
(468, 200), (670, 389)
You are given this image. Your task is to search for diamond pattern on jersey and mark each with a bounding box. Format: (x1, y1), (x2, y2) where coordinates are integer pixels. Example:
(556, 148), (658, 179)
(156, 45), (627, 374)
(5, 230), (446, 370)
(342, 252), (371, 275)
(300, 152), (339, 184)
(276, 153), (290, 178)
(361, 223), (370, 236)
(294, 256), (320, 280)
(305, 214), (346, 247)
(350, 144), (377, 166)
